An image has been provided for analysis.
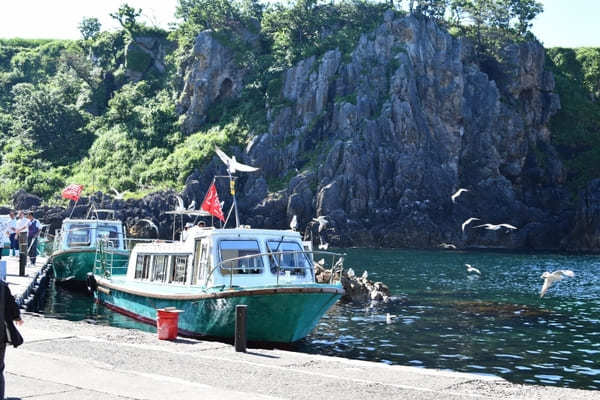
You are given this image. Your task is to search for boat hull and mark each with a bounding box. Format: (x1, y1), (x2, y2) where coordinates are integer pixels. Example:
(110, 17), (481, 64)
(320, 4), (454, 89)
(52, 249), (129, 285)
(95, 279), (343, 343)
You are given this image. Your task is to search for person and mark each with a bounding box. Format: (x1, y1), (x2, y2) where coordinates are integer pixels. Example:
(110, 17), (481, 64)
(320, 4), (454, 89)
(0, 279), (23, 399)
(6, 212), (17, 257)
(26, 212), (41, 266)
(14, 211), (27, 258)
(182, 222), (193, 241)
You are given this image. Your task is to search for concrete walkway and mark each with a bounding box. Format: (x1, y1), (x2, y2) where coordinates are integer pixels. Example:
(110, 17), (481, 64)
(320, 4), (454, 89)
(4, 255), (47, 297)
(5, 316), (599, 400)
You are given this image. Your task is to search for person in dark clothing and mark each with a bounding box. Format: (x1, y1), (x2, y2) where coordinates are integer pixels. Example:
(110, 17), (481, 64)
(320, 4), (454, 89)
(26, 212), (41, 266)
(0, 280), (23, 399)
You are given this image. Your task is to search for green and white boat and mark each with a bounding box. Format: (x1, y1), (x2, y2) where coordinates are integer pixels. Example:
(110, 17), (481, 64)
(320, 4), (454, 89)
(93, 226), (344, 343)
(51, 211), (129, 288)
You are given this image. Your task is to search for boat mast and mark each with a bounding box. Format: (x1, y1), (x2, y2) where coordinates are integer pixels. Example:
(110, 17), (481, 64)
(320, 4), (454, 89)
(229, 173), (240, 228)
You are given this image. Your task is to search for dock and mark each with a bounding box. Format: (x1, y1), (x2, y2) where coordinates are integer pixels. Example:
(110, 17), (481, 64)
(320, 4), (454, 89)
(4, 254), (48, 300)
(6, 316), (598, 400)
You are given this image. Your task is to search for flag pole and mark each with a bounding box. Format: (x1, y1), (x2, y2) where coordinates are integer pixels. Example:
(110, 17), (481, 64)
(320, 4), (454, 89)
(229, 173), (240, 228)
(69, 198), (79, 218)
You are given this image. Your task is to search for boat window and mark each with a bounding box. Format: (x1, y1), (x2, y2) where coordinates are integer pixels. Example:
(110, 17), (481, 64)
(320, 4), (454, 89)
(219, 240), (263, 274)
(267, 241), (311, 276)
(67, 224), (91, 247)
(135, 254), (151, 280)
(152, 255), (169, 282)
(171, 256), (188, 283)
(97, 225), (120, 248)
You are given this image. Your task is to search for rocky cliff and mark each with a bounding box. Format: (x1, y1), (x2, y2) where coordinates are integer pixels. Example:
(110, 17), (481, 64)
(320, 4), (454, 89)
(21, 13), (600, 251)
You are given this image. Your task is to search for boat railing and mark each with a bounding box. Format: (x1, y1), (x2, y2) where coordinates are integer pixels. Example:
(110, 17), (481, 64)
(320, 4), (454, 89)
(125, 238), (178, 251)
(94, 239), (128, 278)
(205, 250), (345, 289)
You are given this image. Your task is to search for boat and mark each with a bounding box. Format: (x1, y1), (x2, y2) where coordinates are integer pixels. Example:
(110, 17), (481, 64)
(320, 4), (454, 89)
(51, 209), (129, 288)
(93, 225), (345, 343)
(92, 148), (343, 343)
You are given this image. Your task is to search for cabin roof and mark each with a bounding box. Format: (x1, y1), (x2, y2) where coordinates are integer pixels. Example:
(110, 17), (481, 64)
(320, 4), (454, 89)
(62, 218), (123, 225)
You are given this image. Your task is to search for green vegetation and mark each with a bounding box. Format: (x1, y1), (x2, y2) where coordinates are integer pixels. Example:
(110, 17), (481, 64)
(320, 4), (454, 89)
(1, 0), (596, 204)
(546, 47), (600, 191)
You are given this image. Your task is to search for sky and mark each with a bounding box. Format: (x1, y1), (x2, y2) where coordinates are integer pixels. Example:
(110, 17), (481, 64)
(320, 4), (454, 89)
(0, 0), (598, 48)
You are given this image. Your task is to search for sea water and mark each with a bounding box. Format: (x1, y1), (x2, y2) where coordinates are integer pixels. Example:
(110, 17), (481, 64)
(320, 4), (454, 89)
(40, 249), (600, 390)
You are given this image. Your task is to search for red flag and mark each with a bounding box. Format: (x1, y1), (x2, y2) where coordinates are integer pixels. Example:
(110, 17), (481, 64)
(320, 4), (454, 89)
(201, 182), (225, 222)
(61, 184), (84, 201)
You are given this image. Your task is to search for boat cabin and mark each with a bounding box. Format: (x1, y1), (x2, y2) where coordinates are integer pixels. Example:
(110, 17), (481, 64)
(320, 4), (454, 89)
(125, 227), (319, 289)
(54, 218), (127, 252)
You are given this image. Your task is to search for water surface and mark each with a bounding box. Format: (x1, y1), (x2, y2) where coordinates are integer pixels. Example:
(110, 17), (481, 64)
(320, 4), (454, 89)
(40, 249), (600, 389)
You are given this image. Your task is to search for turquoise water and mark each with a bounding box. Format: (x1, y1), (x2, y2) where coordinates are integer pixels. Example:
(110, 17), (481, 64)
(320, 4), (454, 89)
(40, 249), (600, 389)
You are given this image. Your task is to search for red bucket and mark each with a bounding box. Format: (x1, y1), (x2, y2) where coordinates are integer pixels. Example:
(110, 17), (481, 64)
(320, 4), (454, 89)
(156, 308), (183, 340)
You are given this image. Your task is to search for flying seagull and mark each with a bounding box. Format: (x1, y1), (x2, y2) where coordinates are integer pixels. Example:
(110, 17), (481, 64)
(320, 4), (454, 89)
(290, 215), (298, 231)
(215, 146), (259, 174)
(451, 188), (469, 203)
(462, 217), (480, 232)
(439, 243), (457, 249)
(111, 188), (127, 200)
(540, 270), (575, 298)
(318, 242), (329, 250)
(139, 219), (159, 235)
(465, 263), (481, 275)
(474, 223), (518, 231)
(313, 216), (329, 232)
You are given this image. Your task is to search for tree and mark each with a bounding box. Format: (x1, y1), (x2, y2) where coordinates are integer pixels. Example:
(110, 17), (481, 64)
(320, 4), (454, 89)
(78, 17), (101, 40)
(509, 0), (543, 36)
(110, 3), (142, 34)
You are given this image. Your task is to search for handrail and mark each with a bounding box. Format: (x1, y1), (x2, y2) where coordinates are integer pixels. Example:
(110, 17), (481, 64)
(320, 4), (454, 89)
(204, 250), (345, 288)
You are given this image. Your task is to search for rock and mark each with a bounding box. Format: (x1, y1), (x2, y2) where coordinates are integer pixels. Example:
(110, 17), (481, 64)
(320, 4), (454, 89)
(124, 35), (173, 82)
(13, 190), (42, 210)
(561, 179), (600, 251)
(176, 31), (248, 133)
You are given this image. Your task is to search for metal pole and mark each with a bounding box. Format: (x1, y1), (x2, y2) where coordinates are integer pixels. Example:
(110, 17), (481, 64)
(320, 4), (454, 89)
(235, 305), (247, 352)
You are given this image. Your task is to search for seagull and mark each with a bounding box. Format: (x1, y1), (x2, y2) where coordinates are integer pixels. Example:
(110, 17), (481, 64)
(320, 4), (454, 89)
(318, 242), (329, 250)
(187, 200), (196, 210)
(139, 219), (159, 234)
(332, 257), (344, 271)
(439, 243), (457, 249)
(316, 258), (325, 266)
(474, 223), (518, 231)
(312, 216), (329, 232)
(346, 267), (355, 278)
(215, 146), (259, 174)
(386, 313), (396, 324)
(290, 215), (298, 231)
(361, 270), (368, 280)
(174, 195), (185, 211)
(111, 187), (127, 200)
(465, 264), (481, 275)
(451, 188), (469, 203)
(540, 270), (575, 298)
(462, 217), (480, 232)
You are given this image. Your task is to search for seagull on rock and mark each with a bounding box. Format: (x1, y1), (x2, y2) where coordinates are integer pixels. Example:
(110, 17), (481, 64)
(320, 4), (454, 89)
(174, 195), (185, 211)
(462, 217), (480, 232)
(474, 223), (518, 231)
(290, 215), (298, 231)
(187, 200), (196, 210)
(465, 264), (481, 275)
(540, 270), (575, 298)
(451, 188), (469, 203)
(215, 146), (259, 174)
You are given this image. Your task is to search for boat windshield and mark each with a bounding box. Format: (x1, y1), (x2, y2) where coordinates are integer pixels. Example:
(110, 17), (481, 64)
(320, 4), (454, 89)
(266, 240), (312, 276)
(97, 225), (120, 248)
(67, 224), (91, 247)
(219, 240), (263, 274)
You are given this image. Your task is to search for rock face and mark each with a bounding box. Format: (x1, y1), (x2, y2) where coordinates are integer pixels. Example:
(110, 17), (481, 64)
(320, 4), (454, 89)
(561, 179), (600, 251)
(176, 31), (247, 133)
(125, 35), (173, 82)
(228, 13), (574, 250)
(13, 189), (42, 210)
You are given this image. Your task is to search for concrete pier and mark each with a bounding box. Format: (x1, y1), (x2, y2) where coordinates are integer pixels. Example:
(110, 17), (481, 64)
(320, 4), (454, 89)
(5, 316), (599, 400)
(4, 255), (47, 299)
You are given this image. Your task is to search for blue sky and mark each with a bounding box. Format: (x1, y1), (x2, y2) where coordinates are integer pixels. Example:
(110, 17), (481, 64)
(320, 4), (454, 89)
(0, 0), (597, 48)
